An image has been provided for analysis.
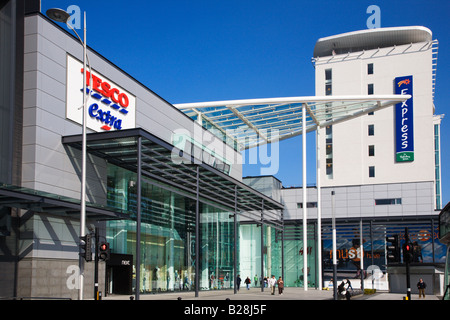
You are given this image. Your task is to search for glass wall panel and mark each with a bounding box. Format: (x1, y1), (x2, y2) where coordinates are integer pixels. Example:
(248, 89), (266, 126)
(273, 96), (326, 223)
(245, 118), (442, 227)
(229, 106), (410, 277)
(239, 224), (282, 288)
(239, 224), (261, 287)
(269, 227), (283, 283)
(106, 164), (235, 294)
(444, 247), (450, 300)
(106, 164), (195, 293)
(199, 203), (234, 290)
(279, 224), (316, 288)
(321, 220), (446, 289)
(239, 224), (316, 289)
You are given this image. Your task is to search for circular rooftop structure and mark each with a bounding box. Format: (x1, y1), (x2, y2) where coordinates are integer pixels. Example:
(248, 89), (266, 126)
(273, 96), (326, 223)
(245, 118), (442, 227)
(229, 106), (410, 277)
(313, 26), (433, 58)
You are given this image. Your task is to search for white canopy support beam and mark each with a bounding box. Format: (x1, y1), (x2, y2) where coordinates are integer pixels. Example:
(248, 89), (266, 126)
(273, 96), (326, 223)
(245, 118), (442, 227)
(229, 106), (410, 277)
(228, 105), (269, 143)
(302, 103), (308, 291)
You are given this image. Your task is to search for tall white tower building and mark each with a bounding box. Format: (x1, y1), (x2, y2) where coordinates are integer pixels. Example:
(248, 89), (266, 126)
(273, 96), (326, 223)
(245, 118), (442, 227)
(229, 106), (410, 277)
(313, 26), (442, 210)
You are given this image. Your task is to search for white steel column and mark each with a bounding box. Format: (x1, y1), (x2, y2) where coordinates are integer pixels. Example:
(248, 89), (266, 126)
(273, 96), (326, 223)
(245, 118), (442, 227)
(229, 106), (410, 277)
(302, 104), (307, 291)
(316, 128), (322, 290)
(332, 191), (337, 300)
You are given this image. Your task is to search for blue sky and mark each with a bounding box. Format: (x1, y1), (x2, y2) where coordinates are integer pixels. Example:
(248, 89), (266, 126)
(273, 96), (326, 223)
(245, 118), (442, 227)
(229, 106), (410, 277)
(40, 0), (450, 206)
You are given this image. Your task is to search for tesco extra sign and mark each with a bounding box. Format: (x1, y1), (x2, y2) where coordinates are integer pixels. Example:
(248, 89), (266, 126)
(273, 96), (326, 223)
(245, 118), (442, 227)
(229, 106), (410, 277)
(66, 55), (136, 131)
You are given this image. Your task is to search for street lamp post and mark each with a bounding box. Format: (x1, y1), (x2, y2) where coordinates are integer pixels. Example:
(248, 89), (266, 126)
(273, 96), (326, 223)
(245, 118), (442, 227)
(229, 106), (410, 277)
(46, 8), (90, 300)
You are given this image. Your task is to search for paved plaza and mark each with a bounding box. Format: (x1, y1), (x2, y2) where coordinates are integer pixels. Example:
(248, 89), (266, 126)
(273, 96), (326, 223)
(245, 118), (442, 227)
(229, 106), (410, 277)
(102, 287), (440, 301)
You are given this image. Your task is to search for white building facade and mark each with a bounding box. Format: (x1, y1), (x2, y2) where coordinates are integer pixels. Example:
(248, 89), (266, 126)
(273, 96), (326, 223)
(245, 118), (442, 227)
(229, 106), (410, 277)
(279, 26), (445, 294)
(313, 26), (441, 210)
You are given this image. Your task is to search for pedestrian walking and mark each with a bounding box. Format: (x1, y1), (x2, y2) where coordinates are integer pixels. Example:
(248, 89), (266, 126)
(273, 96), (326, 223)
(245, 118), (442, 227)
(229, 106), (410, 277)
(245, 276), (251, 290)
(345, 279), (353, 291)
(277, 277), (284, 295)
(236, 275), (241, 291)
(417, 278), (426, 298)
(269, 275), (277, 295)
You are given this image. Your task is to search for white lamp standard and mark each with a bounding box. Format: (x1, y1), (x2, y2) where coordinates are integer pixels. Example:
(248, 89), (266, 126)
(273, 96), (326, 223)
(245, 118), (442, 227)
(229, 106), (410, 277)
(46, 8), (90, 300)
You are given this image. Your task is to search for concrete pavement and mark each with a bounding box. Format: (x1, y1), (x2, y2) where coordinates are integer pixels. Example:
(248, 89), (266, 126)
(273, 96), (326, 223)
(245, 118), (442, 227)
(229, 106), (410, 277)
(102, 287), (441, 301)
(100, 288), (442, 319)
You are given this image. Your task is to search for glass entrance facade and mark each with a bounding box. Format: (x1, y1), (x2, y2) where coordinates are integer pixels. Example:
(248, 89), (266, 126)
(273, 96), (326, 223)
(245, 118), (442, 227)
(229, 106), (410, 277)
(105, 164), (236, 294)
(240, 223), (317, 289)
(282, 224), (317, 288)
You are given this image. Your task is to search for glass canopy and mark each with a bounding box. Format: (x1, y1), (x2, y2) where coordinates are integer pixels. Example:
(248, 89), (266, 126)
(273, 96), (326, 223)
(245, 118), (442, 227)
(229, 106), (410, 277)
(0, 183), (127, 220)
(174, 95), (411, 150)
(62, 128), (284, 229)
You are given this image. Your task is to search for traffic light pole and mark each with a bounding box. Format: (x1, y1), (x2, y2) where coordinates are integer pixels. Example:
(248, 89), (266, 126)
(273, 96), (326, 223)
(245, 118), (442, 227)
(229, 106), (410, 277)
(405, 228), (411, 300)
(406, 259), (411, 300)
(94, 227), (99, 300)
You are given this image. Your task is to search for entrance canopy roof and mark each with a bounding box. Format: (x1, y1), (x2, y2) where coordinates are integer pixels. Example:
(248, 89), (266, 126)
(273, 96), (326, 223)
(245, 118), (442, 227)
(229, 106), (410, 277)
(175, 95), (410, 150)
(0, 183), (128, 221)
(63, 128), (284, 229)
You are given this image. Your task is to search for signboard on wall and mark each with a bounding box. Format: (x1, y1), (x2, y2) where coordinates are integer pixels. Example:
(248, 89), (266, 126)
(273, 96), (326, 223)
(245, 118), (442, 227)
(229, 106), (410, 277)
(66, 55), (136, 131)
(394, 75), (414, 162)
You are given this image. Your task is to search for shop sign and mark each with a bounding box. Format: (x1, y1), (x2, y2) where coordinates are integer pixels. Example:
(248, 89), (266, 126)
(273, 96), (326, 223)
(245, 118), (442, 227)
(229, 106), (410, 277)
(394, 75), (414, 162)
(66, 55), (136, 131)
(107, 253), (133, 266)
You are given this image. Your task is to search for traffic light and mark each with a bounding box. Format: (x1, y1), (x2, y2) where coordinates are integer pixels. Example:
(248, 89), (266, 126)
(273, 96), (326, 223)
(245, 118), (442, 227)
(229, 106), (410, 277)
(403, 242), (414, 263)
(98, 242), (110, 261)
(386, 235), (400, 264)
(79, 234), (93, 262)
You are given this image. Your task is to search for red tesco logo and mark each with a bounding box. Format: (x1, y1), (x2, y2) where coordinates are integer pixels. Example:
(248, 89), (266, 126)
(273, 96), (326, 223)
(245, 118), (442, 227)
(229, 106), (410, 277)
(81, 68), (129, 108)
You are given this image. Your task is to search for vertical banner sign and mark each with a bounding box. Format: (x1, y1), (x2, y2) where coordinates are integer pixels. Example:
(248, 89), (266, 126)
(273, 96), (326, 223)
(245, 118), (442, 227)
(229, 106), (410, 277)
(66, 55), (136, 132)
(395, 75), (414, 162)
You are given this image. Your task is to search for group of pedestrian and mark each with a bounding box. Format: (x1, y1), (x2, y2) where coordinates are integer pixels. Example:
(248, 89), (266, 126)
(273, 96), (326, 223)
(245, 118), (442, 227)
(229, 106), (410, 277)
(333, 277), (427, 300)
(235, 274), (284, 295)
(235, 275), (428, 298)
(337, 279), (353, 300)
(269, 275), (284, 295)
